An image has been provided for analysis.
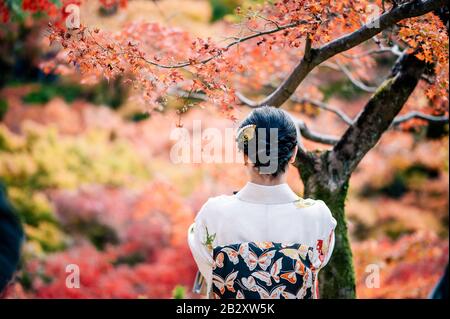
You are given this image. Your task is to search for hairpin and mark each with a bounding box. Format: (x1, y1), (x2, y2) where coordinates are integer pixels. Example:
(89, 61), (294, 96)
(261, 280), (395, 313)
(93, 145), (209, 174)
(236, 124), (256, 144)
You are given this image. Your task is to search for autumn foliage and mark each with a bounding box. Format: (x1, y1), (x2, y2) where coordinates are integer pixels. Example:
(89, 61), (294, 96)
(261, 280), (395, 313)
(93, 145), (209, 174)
(41, 0), (448, 117)
(0, 0), (448, 299)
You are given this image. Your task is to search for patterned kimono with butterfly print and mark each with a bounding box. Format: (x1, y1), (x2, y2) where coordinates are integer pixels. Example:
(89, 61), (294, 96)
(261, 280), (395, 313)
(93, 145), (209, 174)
(211, 242), (321, 299)
(188, 182), (337, 299)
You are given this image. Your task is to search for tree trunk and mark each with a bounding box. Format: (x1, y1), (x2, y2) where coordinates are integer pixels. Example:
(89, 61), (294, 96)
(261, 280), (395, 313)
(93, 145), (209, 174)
(297, 150), (356, 298)
(294, 52), (427, 298)
(312, 180), (355, 299)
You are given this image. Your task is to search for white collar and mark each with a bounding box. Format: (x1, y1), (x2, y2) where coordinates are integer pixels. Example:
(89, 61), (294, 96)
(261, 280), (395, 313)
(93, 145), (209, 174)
(235, 182), (299, 205)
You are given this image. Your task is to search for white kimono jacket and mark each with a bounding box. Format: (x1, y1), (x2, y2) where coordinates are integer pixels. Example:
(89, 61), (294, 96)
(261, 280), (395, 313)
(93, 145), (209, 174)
(187, 182), (337, 296)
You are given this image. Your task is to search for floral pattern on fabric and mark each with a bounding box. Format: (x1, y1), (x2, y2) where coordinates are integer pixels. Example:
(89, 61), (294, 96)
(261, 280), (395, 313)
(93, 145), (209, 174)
(211, 242), (320, 299)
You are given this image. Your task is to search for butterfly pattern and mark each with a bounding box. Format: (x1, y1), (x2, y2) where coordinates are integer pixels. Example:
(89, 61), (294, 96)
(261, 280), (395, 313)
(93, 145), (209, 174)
(212, 270), (239, 295)
(212, 242), (319, 299)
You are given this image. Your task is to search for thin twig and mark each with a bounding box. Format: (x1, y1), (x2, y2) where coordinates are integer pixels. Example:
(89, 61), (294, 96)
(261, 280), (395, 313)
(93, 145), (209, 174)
(393, 111), (449, 125)
(292, 96), (354, 125)
(137, 20), (309, 69)
(335, 61), (378, 92)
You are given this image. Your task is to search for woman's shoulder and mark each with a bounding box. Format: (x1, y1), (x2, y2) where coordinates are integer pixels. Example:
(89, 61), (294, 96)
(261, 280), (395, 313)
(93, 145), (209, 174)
(311, 199), (337, 229)
(204, 194), (236, 208)
(290, 198), (336, 227)
(195, 194), (237, 220)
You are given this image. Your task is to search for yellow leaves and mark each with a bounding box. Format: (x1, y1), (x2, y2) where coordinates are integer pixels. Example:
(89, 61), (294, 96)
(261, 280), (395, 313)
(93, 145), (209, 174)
(7, 187), (67, 253)
(0, 121), (150, 190)
(0, 124), (26, 151)
(8, 188), (53, 221)
(0, 153), (38, 184)
(25, 221), (68, 252)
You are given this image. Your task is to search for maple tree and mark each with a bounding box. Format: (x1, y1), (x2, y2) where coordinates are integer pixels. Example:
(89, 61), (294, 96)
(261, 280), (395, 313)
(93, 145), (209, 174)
(2, 0), (449, 298)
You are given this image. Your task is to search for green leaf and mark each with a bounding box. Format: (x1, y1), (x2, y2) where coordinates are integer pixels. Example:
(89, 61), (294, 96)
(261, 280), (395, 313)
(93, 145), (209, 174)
(7, 0), (26, 23)
(50, 0), (62, 7)
(172, 285), (186, 299)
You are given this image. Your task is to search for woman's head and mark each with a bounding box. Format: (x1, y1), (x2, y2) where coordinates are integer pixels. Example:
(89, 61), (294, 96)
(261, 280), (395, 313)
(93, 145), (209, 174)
(236, 106), (298, 180)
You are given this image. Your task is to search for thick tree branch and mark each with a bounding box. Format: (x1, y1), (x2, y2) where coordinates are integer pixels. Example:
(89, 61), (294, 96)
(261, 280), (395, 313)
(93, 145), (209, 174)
(314, 0), (444, 62)
(239, 0), (446, 107)
(327, 52), (427, 189)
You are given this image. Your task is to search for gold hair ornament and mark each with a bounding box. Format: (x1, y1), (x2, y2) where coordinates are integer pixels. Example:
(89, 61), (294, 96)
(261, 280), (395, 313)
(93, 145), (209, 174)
(236, 124), (256, 144)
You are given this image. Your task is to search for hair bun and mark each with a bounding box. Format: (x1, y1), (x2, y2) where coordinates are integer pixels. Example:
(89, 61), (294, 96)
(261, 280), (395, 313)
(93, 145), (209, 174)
(237, 106), (298, 177)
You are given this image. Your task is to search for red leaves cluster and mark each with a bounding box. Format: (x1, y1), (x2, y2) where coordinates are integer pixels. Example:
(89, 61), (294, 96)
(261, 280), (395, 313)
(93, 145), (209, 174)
(399, 13), (449, 101)
(354, 231), (448, 298)
(15, 243), (196, 298)
(11, 182), (198, 298)
(46, 22), (240, 114)
(22, 0), (58, 16)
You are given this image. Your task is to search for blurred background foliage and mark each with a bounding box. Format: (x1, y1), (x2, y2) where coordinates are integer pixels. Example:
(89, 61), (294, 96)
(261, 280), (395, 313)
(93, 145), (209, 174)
(0, 0), (448, 299)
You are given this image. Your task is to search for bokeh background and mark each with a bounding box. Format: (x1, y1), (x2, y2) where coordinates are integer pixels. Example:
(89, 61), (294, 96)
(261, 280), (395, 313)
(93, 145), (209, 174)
(0, 0), (448, 298)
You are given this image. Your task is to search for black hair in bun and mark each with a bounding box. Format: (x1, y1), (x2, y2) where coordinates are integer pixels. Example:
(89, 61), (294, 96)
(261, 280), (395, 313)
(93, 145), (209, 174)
(236, 106), (298, 177)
